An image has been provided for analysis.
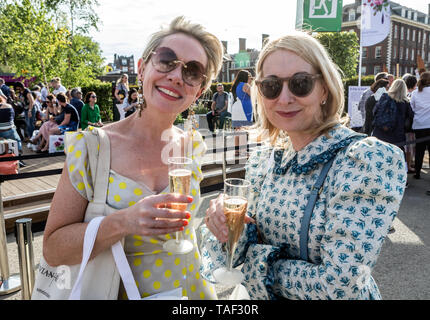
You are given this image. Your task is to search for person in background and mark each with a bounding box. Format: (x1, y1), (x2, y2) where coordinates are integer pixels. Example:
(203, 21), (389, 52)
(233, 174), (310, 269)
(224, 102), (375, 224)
(206, 83), (229, 132)
(387, 74), (395, 87)
(14, 81), (35, 140)
(402, 74), (418, 174)
(30, 94), (60, 152)
(0, 78), (11, 101)
(0, 94), (23, 162)
(51, 77), (67, 96)
(8, 88), (27, 143)
(122, 88), (138, 118)
(231, 70), (253, 156)
(39, 82), (49, 106)
(201, 31), (406, 300)
(362, 78), (390, 136)
(70, 88), (84, 120)
(357, 72), (388, 131)
(113, 74), (129, 121)
(410, 71), (430, 180)
(81, 91), (103, 130)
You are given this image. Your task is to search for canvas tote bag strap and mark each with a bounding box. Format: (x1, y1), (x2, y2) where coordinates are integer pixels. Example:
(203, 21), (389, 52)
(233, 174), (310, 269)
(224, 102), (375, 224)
(83, 128), (111, 206)
(69, 216), (105, 300)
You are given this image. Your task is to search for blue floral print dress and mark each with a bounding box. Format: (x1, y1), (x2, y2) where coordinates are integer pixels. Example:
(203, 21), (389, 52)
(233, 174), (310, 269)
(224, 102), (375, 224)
(200, 125), (407, 300)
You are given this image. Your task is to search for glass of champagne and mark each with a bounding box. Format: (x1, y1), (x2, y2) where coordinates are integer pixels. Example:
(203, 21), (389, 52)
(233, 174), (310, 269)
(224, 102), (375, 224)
(162, 157), (194, 255)
(213, 178), (250, 285)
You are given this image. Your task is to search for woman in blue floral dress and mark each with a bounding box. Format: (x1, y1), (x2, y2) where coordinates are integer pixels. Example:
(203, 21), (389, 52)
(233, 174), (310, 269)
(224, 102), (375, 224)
(201, 32), (407, 300)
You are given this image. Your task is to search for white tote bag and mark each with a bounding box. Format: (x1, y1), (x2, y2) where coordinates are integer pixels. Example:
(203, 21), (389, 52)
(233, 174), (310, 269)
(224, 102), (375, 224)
(231, 98), (247, 122)
(31, 128), (128, 300)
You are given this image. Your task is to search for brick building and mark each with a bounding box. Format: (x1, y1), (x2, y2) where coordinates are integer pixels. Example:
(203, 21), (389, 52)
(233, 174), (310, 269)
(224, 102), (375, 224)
(217, 34), (270, 83)
(342, 0), (430, 77)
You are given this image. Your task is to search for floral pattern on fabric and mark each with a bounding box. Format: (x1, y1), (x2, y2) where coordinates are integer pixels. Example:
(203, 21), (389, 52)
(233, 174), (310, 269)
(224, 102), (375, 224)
(65, 128), (217, 300)
(200, 125), (406, 300)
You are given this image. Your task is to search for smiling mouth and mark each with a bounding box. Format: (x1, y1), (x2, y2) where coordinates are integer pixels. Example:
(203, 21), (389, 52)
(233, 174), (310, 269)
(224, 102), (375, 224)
(276, 110), (301, 118)
(157, 86), (182, 99)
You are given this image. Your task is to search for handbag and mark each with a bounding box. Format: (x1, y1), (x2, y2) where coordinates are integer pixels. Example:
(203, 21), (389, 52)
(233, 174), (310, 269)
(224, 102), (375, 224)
(231, 98), (247, 122)
(0, 153), (18, 175)
(31, 128), (129, 300)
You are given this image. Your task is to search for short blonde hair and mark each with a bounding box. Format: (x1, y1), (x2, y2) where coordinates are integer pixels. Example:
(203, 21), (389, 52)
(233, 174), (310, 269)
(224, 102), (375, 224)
(388, 79), (409, 103)
(251, 32), (345, 145)
(141, 16), (223, 92)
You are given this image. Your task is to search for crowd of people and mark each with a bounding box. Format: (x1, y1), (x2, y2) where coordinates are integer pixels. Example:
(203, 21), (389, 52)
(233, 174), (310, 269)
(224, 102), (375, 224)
(356, 70), (430, 197)
(0, 77), (106, 155)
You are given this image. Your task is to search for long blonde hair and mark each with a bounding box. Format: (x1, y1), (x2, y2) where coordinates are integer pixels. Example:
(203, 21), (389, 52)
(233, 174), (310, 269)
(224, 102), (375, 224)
(140, 16), (223, 92)
(388, 79), (409, 103)
(251, 32), (346, 145)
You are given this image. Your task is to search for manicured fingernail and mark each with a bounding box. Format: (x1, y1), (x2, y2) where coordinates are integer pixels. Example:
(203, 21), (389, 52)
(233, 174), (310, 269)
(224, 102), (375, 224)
(183, 220), (189, 226)
(186, 213), (191, 219)
(180, 227), (185, 231)
(187, 196), (193, 202)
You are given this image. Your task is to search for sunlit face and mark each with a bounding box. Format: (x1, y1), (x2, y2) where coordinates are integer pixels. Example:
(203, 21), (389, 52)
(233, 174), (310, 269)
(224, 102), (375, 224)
(260, 49), (327, 135)
(138, 33), (207, 115)
(131, 91), (138, 101)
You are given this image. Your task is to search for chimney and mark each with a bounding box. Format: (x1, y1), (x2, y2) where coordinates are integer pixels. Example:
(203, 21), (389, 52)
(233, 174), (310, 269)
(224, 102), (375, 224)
(239, 38), (246, 52)
(221, 41), (228, 54)
(262, 34), (269, 48)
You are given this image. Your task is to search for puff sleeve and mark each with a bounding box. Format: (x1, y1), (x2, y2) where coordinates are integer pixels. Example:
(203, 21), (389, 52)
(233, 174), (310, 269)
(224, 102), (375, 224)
(64, 131), (94, 201)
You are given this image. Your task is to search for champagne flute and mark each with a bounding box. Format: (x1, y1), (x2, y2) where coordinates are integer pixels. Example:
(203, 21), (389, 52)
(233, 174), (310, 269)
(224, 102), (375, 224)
(213, 178), (250, 285)
(162, 157), (194, 255)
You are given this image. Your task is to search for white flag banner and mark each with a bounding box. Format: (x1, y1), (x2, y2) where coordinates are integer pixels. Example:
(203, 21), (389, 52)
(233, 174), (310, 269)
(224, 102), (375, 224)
(360, 0), (391, 47)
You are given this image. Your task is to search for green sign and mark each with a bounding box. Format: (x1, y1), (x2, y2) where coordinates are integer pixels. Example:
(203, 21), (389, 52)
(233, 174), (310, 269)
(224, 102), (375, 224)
(296, 0), (343, 32)
(234, 52), (250, 69)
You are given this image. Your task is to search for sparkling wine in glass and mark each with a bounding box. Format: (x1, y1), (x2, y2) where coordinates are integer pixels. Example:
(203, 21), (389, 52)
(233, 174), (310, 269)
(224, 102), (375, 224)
(163, 157), (194, 255)
(213, 178), (250, 285)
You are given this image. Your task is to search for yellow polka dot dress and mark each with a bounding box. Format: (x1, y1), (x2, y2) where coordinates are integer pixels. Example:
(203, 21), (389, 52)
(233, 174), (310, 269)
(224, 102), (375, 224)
(64, 129), (217, 300)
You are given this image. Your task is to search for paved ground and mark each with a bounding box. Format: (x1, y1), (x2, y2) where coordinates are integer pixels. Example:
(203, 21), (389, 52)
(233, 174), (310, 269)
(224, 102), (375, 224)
(1, 159), (429, 300)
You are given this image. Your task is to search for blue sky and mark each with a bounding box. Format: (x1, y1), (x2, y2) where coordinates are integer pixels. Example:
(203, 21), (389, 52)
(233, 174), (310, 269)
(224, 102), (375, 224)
(89, 0), (430, 66)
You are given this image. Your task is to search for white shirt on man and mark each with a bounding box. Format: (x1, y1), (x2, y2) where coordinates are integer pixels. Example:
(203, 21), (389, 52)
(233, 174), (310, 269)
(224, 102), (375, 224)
(53, 85), (67, 96)
(410, 87), (430, 130)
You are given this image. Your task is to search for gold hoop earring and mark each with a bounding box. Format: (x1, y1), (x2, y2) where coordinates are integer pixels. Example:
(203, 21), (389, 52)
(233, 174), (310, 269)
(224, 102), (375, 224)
(137, 80), (146, 117)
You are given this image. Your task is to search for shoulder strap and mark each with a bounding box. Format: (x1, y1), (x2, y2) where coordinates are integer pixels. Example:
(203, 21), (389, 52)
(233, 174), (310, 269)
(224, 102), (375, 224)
(299, 156), (335, 262)
(83, 128), (111, 206)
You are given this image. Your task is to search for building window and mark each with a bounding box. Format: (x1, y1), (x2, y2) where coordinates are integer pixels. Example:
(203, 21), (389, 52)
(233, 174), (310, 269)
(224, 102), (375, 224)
(412, 49), (415, 61)
(394, 25), (398, 38)
(374, 65), (382, 74)
(407, 28), (410, 40)
(407, 10), (412, 20)
(122, 66), (128, 72)
(361, 66), (367, 75)
(375, 46), (382, 58)
(393, 46), (397, 59)
(412, 30), (416, 42)
(428, 52), (430, 62)
(418, 31), (421, 43)
(401, 26), (404, 40)
(362, 47), (368, 58)
(424, 32), (427, 44)
(400, 47), (403, 59)
(348, 9), (355, 21)
(406, 48), (409, 60)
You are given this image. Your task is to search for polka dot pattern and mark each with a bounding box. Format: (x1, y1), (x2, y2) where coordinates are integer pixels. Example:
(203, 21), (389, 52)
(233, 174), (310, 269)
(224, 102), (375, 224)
(64, 130), (215, 300)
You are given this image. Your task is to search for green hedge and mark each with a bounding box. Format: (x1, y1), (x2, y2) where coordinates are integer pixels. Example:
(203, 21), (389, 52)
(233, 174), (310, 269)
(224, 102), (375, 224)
(81, 80), (113, 122)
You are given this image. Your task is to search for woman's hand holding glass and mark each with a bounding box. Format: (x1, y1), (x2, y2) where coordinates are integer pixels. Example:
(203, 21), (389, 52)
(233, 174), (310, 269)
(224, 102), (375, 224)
(205, 194), (255, 243)
(121, 193), (192, 237)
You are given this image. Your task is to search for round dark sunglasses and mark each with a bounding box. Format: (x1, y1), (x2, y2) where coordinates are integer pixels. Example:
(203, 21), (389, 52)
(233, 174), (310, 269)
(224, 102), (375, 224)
(255, 72), (322, 99)
(151, 47), (207, 87)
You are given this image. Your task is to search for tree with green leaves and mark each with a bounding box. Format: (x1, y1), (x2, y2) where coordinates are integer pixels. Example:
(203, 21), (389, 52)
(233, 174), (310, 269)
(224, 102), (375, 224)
(314, 31), (360, 79)
(0, 0), (105, 87)
(0, 0), (70, 84)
